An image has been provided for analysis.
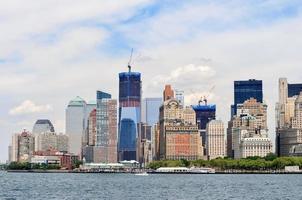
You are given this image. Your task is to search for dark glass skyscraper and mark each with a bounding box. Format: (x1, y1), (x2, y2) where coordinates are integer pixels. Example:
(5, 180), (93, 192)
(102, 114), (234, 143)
(288, 83), (302, 98)
(232, 79), (263, 116)
(192, 104), (216, 155)
(118, 67), (142, 161)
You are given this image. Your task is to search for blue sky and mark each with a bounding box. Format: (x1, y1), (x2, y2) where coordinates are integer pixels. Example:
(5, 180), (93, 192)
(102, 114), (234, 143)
(1, 0), (302, 162)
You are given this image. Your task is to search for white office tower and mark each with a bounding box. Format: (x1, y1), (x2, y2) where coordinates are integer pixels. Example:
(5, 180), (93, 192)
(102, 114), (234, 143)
(66, 96), (87, 155)
(206, 120), (225, 160)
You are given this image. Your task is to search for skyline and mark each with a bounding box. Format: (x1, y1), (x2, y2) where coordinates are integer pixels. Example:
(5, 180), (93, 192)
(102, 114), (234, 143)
(1, 1), (302, 162)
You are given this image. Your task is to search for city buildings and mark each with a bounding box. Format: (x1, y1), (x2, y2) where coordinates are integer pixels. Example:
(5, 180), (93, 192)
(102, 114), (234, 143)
(95, 91), (117, 163)
(136, 123), (152, 166)
(118, 66), (142, 161)
(141, 97), (162, 126)
(233, 128), (272, 159)
(175, 90), (185, 105)
(32, 151), (79, 170)
(163, 85), (174, 101)
(276, 81), (302, 156)
(231, 79), (263, 116)
(82, 108), (96, 163)
(206, 120), (225, 160)
(159, 95), (202, 160)
(192, 103), (216, 155)
(11, 130), (35, 162)
(276, 78), (302, 156)
(35, 132), (68, 153)
(32, 119), (56, 152)
(32, 119), (55, 135)
(66, 96), (87, 155)
(228, 98), (272, 159)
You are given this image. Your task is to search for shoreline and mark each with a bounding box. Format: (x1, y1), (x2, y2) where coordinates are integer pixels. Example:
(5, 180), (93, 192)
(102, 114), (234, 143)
(5, 170), (302, 174)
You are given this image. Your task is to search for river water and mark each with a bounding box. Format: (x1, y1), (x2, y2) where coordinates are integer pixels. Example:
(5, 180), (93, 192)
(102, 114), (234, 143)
(0, 172), (301, 200)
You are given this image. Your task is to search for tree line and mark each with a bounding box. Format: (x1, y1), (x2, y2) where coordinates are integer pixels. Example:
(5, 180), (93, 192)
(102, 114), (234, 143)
(147, 154), (302, 170)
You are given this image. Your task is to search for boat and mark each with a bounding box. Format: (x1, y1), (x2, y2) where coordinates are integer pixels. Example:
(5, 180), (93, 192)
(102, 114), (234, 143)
(134, 172), (149, 176)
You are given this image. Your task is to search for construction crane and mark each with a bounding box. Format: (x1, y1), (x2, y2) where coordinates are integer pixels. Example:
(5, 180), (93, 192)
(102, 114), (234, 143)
(128, 48), (134, 72)
(198, 85), (215, 106)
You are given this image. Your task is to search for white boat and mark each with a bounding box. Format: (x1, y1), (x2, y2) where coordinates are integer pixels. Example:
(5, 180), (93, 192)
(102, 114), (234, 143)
(134, 172), (149, 176)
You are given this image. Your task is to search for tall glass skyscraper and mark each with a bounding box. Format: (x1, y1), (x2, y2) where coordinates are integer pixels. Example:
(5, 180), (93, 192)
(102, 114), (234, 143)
(95, 91), (117, 163)
(232, 79), (263, 116)
(288, 83), (302, 98)
(66, 96), (87, 155)
(141, 98), (162, 126)
(192, 104), (216, 155)
(118, 67), (142, 161)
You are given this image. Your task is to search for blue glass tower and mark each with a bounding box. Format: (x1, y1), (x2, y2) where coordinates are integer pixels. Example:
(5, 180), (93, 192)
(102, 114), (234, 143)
(192, 104), (216, 155)
(118, 66), (142, 161)
(288, 83), (302, 97)
(232, 79), (263, 116)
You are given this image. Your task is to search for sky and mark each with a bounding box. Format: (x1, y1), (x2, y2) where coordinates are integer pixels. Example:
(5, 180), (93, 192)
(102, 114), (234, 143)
(1, 0), (302, 162)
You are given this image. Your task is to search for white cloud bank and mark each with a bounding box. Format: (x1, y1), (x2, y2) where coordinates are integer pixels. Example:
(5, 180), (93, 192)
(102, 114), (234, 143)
(151, 64), (216, 88)
(9, 100), (53, 115)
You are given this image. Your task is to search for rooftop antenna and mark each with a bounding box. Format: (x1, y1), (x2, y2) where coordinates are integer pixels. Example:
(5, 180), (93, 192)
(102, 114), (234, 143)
(128, 48), (133, 73)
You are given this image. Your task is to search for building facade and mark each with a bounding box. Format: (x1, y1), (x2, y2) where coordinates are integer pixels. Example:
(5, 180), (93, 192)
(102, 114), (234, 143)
(192, 104), (216, 155)
(233, 128), (272, 159)
(32, 119), (55, 135)
(232, 79), (263, 116)
(141, 97), (162, 126)
(35, 132), (68, 153)
(163, 85), (174, 101)
(66, 96), (87, 155)
(175, 89), (185, 105)
(11, 130), (35, 162)
(206, 120), (225, 160)
(276, 78), (302, 156)
(118, 68), (142, 161)
(159, 98), (202, 160)
(137, 123), (152, 166)
(228, 98), (272, 158)
(95, 91), (117, 163)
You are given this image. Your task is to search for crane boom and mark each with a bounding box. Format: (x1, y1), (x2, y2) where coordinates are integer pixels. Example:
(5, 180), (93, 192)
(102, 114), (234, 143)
(128, 48), (133, 72)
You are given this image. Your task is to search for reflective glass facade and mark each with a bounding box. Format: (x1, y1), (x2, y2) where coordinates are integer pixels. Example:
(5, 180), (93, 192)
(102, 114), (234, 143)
(141, 98), (162, 126)
(118, 71), (142, 161)
(192, 105), (216, 130)
(96, 91), (117, 163)
(192, 104), (216, 154)
(232, 79), (263, 115)
(288, 84), (302, 97)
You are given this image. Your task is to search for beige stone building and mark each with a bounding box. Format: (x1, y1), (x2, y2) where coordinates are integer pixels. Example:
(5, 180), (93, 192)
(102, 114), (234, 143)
(233, 128), (272, 159)
(11, 130), (35, 162)
(206, 120), (225, 160)
(227, 98), (272, 158)
(159, 98), (202, 160)
(277, 91), (302, 156)
(35, 132), (69, 153)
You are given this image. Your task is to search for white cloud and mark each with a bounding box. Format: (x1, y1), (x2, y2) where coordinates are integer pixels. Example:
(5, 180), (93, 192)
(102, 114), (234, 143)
(149, 64), (216, 91)
(9, 100), (53, 115)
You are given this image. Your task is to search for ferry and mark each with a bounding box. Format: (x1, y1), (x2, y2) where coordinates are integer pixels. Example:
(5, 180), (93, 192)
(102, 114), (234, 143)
(151, 167), (215, 174)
